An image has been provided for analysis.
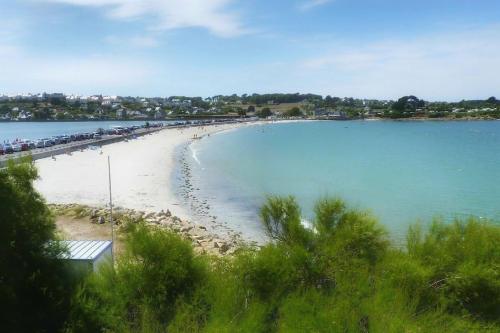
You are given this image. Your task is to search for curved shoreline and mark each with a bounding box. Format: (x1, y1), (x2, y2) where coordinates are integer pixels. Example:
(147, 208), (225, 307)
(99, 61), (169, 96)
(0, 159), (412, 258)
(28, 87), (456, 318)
(33, 120), (304, 242)
(174, 119), (311, 242)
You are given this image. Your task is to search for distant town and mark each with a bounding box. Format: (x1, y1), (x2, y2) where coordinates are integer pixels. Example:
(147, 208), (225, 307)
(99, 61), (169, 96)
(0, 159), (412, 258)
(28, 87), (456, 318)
(1, 92), (499, 121)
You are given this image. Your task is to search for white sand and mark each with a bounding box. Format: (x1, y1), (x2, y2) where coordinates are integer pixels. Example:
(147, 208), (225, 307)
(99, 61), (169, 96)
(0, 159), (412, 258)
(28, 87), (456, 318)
(34, 122), (256, 219)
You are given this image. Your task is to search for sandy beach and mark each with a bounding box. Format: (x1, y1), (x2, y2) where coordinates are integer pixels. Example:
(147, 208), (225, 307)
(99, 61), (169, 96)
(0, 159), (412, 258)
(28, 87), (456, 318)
(34, 122), (258, 221)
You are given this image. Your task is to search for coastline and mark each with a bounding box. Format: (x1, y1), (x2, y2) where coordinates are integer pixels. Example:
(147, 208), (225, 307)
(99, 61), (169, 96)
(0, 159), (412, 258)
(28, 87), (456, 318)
(33, 119), (308, 243)
(34, 120), (279, 242)
(34, 122), (253, 216)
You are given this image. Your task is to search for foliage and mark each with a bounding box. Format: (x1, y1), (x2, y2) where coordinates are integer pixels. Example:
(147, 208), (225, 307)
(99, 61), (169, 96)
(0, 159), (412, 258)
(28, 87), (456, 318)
(392, 95), (426, 112)
(257, 107), (272, 118)
(67, 195), (500, 332)
(284, 106), (303, 117)
(0, 158), (75, 333)
(3, 162), (498, 332)
(67, 223), (207, 331)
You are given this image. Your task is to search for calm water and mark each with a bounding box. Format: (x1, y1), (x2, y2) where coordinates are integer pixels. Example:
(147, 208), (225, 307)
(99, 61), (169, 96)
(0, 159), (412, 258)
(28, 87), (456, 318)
(0, 121), (173, 143)
(185, 120), (500, 240)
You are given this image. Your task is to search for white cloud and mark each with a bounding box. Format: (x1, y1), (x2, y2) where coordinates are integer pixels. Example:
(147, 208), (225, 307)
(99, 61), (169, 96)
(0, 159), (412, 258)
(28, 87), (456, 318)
(0, 53), (153, 95)
(0, 18), (25, 56)
(41, 0), (247, 37)
(298, 25), (500, 100)
(105, 34), (160, 48)
(298, 0), (333, 11)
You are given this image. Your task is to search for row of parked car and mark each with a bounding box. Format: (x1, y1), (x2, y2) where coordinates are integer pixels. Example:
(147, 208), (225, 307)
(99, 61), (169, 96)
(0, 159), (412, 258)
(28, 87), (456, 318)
(0, 123), (168, 156)
(0, 132), (103, 155)
(0, 122), (199, 156)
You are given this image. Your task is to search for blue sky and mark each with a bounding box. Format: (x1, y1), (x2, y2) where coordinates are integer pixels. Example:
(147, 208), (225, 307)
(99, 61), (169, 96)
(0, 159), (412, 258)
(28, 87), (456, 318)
(1, 0), (499, 100)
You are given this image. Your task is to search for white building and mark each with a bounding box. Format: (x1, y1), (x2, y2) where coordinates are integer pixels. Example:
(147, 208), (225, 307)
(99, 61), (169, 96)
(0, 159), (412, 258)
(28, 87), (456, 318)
(61, 240), (112, 273)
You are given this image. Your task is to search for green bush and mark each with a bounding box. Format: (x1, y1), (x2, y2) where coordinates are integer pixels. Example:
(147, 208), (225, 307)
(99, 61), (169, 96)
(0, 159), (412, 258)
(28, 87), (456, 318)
(68, 223), (207, 331)
(66, 196), (500, 332)
(0, 159), (76, 333)
(406, 219), (500, 321)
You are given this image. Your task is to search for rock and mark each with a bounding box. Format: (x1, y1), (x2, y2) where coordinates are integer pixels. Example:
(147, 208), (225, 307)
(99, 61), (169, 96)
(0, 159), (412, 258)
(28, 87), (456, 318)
(225, 247), (237, 256)
(180, 226), (193, 233)
(219, 243), (231, 254)
(198, 225), (207, 230)
(90, 209), (98, 219)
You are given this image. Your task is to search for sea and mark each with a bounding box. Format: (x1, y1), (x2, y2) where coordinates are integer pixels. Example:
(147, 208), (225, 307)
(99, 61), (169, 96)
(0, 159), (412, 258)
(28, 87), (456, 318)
(181, 120), (500, 241)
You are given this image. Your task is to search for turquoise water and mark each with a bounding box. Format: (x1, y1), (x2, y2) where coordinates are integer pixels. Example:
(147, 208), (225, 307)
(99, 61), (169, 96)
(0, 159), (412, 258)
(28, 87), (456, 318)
(0, 121), (172, 143)
(185, 120), (500, 240)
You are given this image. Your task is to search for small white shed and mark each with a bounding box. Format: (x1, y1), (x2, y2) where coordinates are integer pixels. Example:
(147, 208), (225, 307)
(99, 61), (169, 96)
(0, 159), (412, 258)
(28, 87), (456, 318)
(62, 240), (113, 273)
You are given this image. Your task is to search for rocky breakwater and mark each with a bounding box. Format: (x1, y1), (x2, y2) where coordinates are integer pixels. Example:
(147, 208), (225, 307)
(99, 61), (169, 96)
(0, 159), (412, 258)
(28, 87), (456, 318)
(50, 204), (247, 256)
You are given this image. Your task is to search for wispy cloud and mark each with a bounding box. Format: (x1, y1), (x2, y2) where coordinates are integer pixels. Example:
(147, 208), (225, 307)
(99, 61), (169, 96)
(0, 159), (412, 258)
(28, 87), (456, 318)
(0, 52), (153, 95)
(41, 0), (247, 37)
(104, 34), (160, 48)
(298, 0), (333, 11)
(298, 25), (500, 100)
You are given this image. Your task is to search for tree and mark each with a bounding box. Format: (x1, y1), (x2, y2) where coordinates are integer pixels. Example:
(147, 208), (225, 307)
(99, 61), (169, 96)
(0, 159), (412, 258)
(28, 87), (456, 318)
(247, 105), (255, 113)
(486, 96), (498, 104)
(0, 159), (75, 332)
(236, 107), (246, 116)
(257, 107), (272, 118)
(285, 106), (303, 117)
(33, 107), (52, 120)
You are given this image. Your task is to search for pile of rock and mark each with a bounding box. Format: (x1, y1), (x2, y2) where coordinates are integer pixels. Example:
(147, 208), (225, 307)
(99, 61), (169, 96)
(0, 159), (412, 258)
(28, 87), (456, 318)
(50, 204), (243, 256)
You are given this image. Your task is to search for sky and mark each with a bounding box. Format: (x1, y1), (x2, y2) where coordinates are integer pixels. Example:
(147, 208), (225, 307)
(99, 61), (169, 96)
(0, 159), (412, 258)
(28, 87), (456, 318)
(1, 0), (499, 100)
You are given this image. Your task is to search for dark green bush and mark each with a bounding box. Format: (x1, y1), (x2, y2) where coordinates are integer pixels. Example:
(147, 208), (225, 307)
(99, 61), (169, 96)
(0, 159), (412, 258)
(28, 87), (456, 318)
(68, 223), (207, 331)
(0, 159), (75, 333)
(66, 196), (500, 332)
(406, 219), (500, 321)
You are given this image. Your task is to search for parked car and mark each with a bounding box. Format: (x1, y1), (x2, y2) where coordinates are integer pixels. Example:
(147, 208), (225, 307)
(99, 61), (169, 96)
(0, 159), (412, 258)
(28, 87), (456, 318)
(20, 142), (29, 151)
(26, 141), (36, 149)
(4, 143), (13, 154)
(12, 143), (23, 152)
(35, 140), (45, 148)
(93, 133), (102, 140)
(42, 138), (55, 146)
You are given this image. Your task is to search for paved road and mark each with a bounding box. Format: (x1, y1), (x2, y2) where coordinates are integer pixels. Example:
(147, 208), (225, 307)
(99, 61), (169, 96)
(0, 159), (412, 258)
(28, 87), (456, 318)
(0, 127), (164, 167)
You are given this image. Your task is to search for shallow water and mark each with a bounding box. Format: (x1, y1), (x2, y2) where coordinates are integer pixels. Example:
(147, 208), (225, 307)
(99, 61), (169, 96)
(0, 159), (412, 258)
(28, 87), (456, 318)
(181, 120), (500, 241)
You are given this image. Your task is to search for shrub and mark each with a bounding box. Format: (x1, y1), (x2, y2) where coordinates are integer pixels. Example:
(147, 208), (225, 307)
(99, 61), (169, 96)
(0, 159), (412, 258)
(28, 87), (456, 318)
(68, 223), (207, 331)
(406, 219), (500, 321)
(0, 159), (75, 332)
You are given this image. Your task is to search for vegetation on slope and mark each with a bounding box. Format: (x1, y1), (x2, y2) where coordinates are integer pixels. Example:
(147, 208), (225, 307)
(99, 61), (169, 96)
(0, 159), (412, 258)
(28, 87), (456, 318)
(68, 196), (500, 332)
(0, 159), (76, 333)
(2, 160), (499, 332)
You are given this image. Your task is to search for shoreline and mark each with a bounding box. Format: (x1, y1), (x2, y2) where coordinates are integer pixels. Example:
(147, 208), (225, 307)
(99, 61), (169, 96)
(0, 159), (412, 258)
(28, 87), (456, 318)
(34, 121), (257, 214)
(34, 120), (286, 242)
